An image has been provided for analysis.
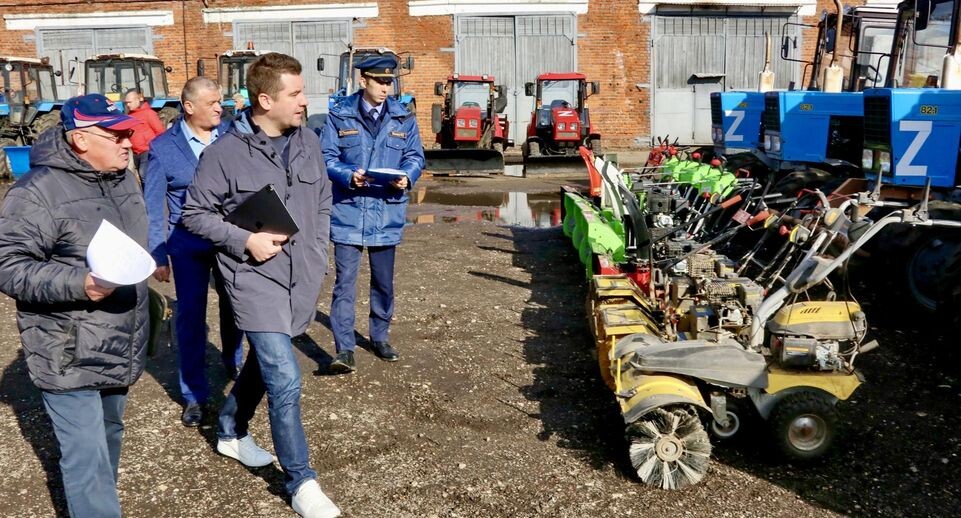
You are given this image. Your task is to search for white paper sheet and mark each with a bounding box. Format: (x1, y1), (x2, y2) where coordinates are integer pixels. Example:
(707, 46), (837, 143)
(365, 168), (407, 185)
(86, 219), (156, 288)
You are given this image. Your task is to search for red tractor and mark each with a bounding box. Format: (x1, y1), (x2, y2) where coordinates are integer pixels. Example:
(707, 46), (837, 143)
(426, 74), (511, 174)
(522, 73), (601, 165)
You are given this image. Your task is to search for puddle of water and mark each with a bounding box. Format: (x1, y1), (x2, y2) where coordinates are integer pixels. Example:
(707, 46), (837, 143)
(407, 189), (561, 228)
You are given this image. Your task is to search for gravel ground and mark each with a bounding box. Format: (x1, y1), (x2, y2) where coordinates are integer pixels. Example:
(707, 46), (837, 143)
(0, 173), (959, 517)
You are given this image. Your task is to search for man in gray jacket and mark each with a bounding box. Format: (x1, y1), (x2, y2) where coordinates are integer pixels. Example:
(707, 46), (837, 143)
(181, 53), (340, 518)
(0, 94), (148, 517)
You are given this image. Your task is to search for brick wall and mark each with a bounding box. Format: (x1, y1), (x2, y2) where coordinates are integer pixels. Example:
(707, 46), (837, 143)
(0, 0), (870, 149)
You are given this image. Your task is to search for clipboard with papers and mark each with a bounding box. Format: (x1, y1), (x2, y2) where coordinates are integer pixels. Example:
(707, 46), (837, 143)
(364, 168), (407, 186)
(224, 184), (300, 236)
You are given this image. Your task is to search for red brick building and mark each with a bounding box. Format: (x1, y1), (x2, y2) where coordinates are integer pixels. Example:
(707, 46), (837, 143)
(1, 0), (868, 148)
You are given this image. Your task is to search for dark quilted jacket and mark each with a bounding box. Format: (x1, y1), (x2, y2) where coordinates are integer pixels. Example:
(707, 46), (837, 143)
(0, 128), (149, 392)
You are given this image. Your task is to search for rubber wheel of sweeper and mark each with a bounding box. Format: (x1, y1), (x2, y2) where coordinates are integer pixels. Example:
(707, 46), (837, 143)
(709, 398), (752, 442)
(770, 391), (838, 461)
(627, 406), (712, 490)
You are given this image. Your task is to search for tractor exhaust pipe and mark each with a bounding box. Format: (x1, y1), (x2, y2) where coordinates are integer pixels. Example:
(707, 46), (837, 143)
(942, 0), (961, 88)
(758, 33), (776, 92)
(822, 0), (845, 92)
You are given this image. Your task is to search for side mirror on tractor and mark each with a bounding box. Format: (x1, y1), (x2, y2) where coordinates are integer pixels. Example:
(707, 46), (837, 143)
(317, 57), (325, 72)
(405, 56), (415, 71)
(524, 82), (534, 97)
(434, 81), (444, 96)
(590, 81), (600, 96)
(196, 59), (205, 77)
(780, 35), (794, 59)
(916, 0), (931, 31)
(431, 103), (443, 134)
(494, 95), (508, 114)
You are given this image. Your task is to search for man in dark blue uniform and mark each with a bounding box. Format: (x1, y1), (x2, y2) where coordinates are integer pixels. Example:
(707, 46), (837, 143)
(320, 56), (425, 374)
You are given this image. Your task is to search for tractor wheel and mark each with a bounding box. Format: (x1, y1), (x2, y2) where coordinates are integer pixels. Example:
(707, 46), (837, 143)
(0, 138), (20, 179)
(158, 107), (180, 129)
(528, 140), (540, 158)
(30, 110), (61, 141)
(589, 138), (602, 158)
(937, 242), (961, 331)
(771, 167), (835, 197)
(769, 391), (838, 461)
(627, 406), (712, 489)
(904, 232), (961, 314)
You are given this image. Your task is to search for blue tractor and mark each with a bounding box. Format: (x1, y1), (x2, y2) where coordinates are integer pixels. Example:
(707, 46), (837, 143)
(318, 45), (415, 117)
(1, 56), (64, 178)
(82, 54), (181, 127)
(711, 2), (898, 190)
(852, 0), (961, 314)
(199, 48), (271, 120)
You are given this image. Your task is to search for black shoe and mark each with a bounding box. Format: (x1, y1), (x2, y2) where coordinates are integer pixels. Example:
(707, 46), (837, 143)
(181, 402), (203, 427)
(370, 341), (399, 362)
(329, 351), (356, 374)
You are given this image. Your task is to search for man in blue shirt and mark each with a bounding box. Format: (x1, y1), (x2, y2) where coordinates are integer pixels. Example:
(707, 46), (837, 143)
(144, 76), (242, 427)
(321, 56), (424, 374)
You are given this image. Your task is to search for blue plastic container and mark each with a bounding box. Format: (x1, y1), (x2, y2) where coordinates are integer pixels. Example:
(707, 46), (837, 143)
(6, 146), (31, 179)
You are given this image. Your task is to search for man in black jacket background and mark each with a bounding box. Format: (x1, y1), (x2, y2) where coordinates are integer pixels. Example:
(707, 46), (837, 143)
(0, 94), (149, 518)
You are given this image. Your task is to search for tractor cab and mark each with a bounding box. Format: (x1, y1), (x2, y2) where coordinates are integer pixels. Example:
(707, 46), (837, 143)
(209, 49), (269, 117)
(320, 46), (415, 113)
(83, 53), (181, 126)
(523, 73), (601, 160)
(1, 56), (62, 138)
(424, 74), (510, 175)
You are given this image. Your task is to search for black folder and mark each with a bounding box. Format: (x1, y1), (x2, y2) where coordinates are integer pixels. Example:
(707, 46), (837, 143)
(224, 184), (300, 236)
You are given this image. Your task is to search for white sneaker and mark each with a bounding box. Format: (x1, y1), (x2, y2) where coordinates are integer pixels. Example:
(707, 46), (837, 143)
(216, 435), (275, 467)
(292, 479), (341, 518)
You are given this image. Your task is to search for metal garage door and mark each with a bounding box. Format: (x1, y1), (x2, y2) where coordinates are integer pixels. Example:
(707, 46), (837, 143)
(39, 28), (152, 94)
(653, 12), (801, 145)
(456, 14), (576, 139)
(236, 20), (350, 115)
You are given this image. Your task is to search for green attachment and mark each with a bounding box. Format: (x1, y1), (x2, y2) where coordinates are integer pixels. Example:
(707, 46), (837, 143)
(563, 192), (626, 277)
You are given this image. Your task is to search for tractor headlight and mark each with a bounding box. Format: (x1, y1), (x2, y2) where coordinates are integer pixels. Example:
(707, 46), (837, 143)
(558, 122), (566, 131)
(570, 123), (577, 131)
(879, 151), (891, 174)
(862, 149), (874, 169)
(772, 135), (781, 152)
(764, 135), (772, 151)
(456, 119), (466, 128)
(469, 119), (478, 128)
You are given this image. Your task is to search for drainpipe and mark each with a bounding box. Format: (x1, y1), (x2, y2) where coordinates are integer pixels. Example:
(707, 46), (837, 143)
(942, 0), (961, 88)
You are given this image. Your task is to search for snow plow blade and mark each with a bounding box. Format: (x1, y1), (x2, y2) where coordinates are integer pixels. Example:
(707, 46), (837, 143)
(424, 149), (504, 175)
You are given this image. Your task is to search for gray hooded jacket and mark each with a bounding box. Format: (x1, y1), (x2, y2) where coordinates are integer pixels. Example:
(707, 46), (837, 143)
(181, 110), (331, 336)
(0, 128), (149, 392)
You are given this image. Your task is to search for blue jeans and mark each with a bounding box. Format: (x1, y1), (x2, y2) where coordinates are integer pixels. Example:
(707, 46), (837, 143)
(169, 226), (244, 404)
(41, 388), (128, 518)
(331, 243), (396, 352)
(218, 332), (316, 495)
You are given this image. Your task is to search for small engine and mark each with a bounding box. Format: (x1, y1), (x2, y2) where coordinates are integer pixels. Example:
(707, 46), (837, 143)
(767, 301), (867, 371)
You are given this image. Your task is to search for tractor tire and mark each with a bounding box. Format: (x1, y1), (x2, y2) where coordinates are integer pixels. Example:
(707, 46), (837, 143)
(627, 406), (712, 490)
(937, 241), (961, 331)
(588, 138), (602, 158)
(527, 140), (540, 158)
(30, 110), (61, 141)
(769, 391), (838, 461)
(0, 138), (20, 180)
(889, 201), (961, 315)
(158, 107), (180, 129)
(771, 167), (835, 198)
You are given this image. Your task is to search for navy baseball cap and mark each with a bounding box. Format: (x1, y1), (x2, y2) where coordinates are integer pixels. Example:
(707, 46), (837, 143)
(61, 94), (139, 132)
(355, 56), (398, 79)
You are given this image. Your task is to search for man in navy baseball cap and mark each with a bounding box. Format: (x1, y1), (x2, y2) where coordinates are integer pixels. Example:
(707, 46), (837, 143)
(59, 94), (139, 172)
